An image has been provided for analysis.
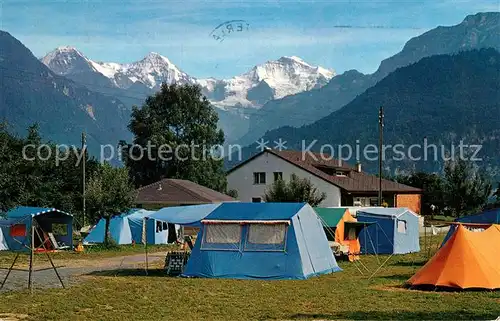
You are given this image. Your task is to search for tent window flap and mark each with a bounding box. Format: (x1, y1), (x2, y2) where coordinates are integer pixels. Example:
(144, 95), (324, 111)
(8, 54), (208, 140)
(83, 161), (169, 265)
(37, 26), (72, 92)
(397, 220), (407, 234)
(201, 224), (241, 250)
(10, 224), (27, 237)
(245, 223), (287, 251)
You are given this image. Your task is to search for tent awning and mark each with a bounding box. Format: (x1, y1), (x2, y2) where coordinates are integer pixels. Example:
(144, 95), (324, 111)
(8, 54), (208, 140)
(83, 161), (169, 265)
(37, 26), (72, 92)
(201, 219), (291, 225)
(146, 203), (222, 226)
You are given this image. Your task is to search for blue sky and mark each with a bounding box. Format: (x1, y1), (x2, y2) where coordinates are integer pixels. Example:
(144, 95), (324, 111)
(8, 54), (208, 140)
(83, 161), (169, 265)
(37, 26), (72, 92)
(1, 0), (498, 78)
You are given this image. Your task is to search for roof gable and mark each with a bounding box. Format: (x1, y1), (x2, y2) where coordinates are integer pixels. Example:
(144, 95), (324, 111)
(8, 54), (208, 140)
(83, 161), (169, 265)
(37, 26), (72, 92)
(205, 202), (307, 221)
(136, 178), (235, 204)
(314, 208), (347, 227)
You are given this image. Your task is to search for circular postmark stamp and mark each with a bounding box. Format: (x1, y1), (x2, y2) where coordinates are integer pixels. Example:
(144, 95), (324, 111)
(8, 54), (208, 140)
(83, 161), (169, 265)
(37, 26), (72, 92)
(210, 20), (250, 43)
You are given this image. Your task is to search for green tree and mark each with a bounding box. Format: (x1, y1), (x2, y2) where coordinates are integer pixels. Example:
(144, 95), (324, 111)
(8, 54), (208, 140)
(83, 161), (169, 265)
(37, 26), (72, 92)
(226, 189), (238, 199)
(85, 163), (136, 246)
(123, 83), (226, 192)
(263, 174), (326, 206)
(443, 158), (492, 217)
(0, 123), (98, 218)
(493, 182), (500, 207)
(395, 172), (445, 217)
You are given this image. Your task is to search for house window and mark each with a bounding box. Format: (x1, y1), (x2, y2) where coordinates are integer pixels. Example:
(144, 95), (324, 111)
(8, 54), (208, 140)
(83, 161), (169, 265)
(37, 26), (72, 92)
(273, 172), (283, 181)
(201, 224), (242, 250)
(253, 172), (266, 184)
(252, 197), (262, 203)
(397, 220), (407, 234)
(245, 223), (287, 251)
(335, 171), (347, 177)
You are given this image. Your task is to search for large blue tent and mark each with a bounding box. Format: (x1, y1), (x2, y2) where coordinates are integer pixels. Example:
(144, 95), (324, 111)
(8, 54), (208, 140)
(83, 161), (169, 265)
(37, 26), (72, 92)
(441, 208), (500, 246)
(357, 208), (420, 255)
(0, 207), (73, 251)
(84, 209), (173, 245)
(160, 202), (341, 280)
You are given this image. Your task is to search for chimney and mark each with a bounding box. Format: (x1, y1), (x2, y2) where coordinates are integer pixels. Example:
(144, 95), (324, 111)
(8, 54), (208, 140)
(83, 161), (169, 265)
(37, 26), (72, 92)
(355, 162), (362, 173)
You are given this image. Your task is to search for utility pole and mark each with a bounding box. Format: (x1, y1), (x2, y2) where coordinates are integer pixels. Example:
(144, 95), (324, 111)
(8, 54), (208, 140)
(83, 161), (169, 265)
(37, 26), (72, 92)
(82, 132), (86, 227)
(378, 106), (384, 206)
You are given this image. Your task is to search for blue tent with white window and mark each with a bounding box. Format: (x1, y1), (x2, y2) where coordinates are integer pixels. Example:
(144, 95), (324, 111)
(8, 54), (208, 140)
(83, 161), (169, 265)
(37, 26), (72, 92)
(156, 202), (341, 280)
(84, 209), (172, 245)
(0, 206), (73, 251)
(441, 208), (500, 246)
(357, 208), (420, 254)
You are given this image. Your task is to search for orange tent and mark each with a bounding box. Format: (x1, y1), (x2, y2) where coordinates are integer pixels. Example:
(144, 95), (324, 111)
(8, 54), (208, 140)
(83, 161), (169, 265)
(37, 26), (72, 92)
(314, 208), (361, 261)
(407, 224), (500, 290)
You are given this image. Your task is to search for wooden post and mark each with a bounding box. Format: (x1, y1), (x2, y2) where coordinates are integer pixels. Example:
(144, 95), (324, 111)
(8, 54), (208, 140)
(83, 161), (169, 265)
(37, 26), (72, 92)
(28, 221), (34, 293)
(0, 253), (20, 290)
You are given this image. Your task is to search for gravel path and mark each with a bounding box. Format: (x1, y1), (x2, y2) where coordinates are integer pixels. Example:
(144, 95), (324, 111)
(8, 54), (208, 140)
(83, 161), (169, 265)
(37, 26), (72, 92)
(0, 252), (166, 292)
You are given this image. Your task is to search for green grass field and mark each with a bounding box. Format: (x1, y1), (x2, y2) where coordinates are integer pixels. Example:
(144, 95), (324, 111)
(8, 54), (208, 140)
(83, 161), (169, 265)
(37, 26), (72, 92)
(0, 239), (498, 320)
(0, 244), (176, 267)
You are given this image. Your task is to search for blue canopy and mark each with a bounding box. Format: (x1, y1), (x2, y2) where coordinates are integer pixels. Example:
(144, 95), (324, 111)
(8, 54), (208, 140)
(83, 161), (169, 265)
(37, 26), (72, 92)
(204, 202), (305, 221)
(147, 203), (222, 227)
(6, 206), (71, 218)
(0, 206), (73, 251)
(182, 202), (341, 280)
(84, 209), (170, 245)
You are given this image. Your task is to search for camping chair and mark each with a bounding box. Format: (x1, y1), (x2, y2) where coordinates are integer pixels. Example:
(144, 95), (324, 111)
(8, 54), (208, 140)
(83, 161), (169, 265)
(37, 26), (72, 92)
(47, 233), (70, 250)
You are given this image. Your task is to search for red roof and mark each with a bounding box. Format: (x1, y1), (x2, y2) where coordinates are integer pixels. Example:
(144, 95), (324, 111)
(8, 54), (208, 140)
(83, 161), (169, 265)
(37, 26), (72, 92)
(229, 149), (422, 193)
(136, 178), (235, 205)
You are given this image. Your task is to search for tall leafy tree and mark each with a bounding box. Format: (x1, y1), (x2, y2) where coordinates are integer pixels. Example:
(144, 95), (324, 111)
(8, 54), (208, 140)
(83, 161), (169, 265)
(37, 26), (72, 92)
(0, 123), (98, 219)
(263, 174), (326, 206)
(85, 163), (136, 246)
(124, 83), (226, 192)
(443, 158), (492, 217)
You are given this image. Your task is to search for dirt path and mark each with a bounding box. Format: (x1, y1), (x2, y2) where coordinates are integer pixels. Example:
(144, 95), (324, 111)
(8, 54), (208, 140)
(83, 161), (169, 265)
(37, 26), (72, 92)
(0, 252), (167, 292)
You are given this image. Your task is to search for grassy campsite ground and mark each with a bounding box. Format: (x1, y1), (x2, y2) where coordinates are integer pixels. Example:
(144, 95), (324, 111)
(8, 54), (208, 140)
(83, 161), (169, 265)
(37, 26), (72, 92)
(0, 236), (498, 321)
(0, 244), (176, 267)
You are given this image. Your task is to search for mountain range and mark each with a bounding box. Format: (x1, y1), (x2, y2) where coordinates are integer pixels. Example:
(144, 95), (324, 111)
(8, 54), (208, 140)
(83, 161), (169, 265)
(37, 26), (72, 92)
(41, 48), (334, 109)
(235, 11), (500, 146)
(41, 47), (335, 142)
(0, 30), (131, 155)
(234, 48), (500, 177)
(1, 11), (499, 176)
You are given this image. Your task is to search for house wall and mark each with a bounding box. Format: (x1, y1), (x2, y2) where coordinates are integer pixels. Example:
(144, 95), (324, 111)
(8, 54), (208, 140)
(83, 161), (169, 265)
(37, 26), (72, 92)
(395, 194), (422, 214)
(227, 152), (342, 207)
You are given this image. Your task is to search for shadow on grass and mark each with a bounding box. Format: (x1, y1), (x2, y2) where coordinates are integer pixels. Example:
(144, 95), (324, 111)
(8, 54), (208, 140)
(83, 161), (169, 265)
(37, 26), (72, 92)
(390, 259), (427, 267)
(377, 273), (413, 282)
(289, 310), (498, 320)
(85, 268), (173, 277)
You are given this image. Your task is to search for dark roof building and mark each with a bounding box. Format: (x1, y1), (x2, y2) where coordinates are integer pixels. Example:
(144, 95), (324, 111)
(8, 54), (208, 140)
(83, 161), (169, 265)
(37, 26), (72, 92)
(135, 178), (235, 207)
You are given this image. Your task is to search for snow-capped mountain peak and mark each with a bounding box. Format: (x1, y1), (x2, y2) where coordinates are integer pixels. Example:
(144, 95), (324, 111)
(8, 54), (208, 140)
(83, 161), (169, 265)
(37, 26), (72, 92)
(41, 46), (96, 76)
(41, 48), (335, 110)
(203, 55), (335, 108)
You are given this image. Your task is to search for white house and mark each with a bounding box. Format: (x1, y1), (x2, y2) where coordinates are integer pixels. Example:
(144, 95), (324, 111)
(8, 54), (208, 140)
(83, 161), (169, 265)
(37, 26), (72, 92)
(227, 149), (423, 213)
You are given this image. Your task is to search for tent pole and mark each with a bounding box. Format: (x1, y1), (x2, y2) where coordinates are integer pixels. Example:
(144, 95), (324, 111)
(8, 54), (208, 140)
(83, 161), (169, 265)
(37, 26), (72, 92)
(28, 221), (34, 293)
(424, 220), (427, 258)
(0, 252), (20, 290)
(32, 221), (65, 289)
(144, 240), (149, 276)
